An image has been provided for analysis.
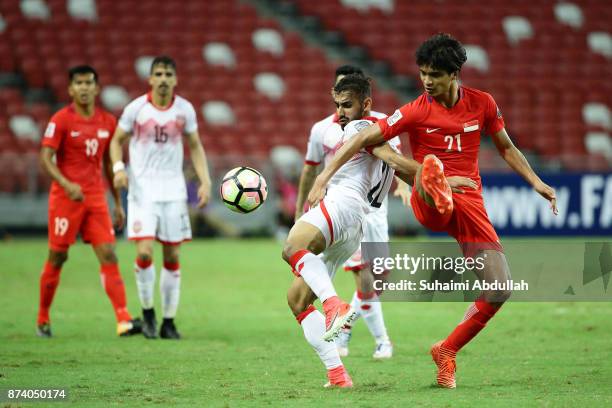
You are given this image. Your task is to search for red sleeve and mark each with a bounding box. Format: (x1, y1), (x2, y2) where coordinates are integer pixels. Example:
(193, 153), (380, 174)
(377, 103), (415, 141)
(483, 93), (505, 136)
(41, 111), (66, 150)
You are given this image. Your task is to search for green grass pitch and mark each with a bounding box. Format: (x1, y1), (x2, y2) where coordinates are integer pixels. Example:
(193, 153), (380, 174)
(1, 239), (611, 407)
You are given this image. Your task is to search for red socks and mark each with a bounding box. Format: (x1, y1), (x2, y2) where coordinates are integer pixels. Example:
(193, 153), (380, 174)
(100, 263), (132, 322)
(443, 297), (502, 352)
(37, 262), (62, 325)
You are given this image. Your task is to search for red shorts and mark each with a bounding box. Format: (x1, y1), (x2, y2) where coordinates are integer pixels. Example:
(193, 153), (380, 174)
(410, 188), (503, 257)
(48, 193), (115, 251)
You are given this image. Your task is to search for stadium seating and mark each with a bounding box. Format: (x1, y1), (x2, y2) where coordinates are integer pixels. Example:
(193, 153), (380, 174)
(291, 0), (611, 170)
(0, 0), (608, 194)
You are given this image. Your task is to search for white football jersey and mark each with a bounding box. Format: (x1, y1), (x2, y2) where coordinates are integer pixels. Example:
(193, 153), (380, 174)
(327, 118), (399, 212)
(305, 111), (400, 213)
(118, 93), (198, 202)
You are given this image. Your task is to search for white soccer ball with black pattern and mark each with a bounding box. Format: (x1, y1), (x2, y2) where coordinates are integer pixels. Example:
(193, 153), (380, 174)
(220, 167), (268, 213)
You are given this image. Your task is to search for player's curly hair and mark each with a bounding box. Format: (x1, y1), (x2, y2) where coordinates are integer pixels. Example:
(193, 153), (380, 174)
(68, 65), (98, 83)
(333, 74), (371, 103)
(415, 33), (467, 74)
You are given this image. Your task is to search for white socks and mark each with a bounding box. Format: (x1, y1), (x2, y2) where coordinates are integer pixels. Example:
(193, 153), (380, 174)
(299, 307), (342, 369)
(293, 252), (337, 303)
(360, 293), (389, 343)
(134, 261), (155, 309)
(135, 259), (181, 319)
(160, 266), (181, 318)
(348, 291), (389, 343)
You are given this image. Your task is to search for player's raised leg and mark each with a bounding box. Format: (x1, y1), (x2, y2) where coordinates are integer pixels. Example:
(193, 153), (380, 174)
(417, 154), (453, 214)
(93, 243), (142, 336)
(282, 220), (355, 342)
(37, 249), (68, 337)
(134, 239), (157, 338)
(432, 249), (511, 388)
(159, 243), (181, 340)
(287, 277), (352, 388)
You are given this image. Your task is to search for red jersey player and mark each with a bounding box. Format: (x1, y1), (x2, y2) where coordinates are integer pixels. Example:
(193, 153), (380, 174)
(308, 33), (557, 388)
(37, 65), (141, 337)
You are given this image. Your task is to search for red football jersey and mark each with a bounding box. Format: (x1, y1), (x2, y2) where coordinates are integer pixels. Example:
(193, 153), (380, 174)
(42, 104), (117, 198)
(378, 86), (504, 186)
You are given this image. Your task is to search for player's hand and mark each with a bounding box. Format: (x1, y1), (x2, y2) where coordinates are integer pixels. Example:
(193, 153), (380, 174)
(393, 184), (411, 207)
(63, 181), (84, 201)
(307, 177), (326, 208)
(197, 183), (211, 208)
(534, 180), (558, 215)
(113, 170), (128, 190)
(113, 205), (126, 230)
(447, 176), (478, 194)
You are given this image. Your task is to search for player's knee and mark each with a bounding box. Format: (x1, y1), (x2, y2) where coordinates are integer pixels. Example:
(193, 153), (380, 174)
(137, 252), (153, 265)
(281, 242), (297, 264)
(484, 289), (511, 303)
(48, 250), (68, 267)
(100, 250), (118, 265)
(163, 253), (179, 265)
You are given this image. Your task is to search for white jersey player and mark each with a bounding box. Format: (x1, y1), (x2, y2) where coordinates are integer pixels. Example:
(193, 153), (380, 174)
(282, 74), (416, 388)
(301, 110), (401, 359)
(296, 68), (410, 360)
(110, 56), (212, 341)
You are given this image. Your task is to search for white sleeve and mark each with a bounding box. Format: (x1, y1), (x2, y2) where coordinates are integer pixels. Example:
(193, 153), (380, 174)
(387, 136), (402, 153)
(184, 101), (198, 134)
(118, 100), (137, 133)
(304, 122), (324, 165)
(343, 119), (373, 140)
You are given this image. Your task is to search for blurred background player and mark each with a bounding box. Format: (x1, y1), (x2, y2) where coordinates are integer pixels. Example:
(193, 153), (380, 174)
(110, 56), (212, 340)
(308, 33), (557, 389)
(283, 74), (440, 388)
(294, 65), (411, 359)
(37, 65), (141, 338)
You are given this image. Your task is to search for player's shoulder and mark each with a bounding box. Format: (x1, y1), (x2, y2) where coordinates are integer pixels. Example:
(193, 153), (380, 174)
(174, 94), (195, 111)
(313, 113), (337, 127)
(344, 118), (374, 136)
(96, 107), (116, 122)
(124, 94), (149, 111)
(461, 86), (495, 103)
(49, 105), (72, 122)
(310, 113), (337, 133)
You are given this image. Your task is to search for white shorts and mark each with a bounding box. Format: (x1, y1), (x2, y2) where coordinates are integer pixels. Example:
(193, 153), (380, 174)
(299, 194), (366, 279)
(127, 199), (192, 244)
(344, 200), (389, 271)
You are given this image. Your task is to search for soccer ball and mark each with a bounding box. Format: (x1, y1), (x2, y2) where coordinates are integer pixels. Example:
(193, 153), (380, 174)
(220, 167), (268, 213)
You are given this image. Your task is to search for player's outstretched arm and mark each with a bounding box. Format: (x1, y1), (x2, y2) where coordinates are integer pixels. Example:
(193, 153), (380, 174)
(294, 163), (319, 220)
(371, 143), (421, 181)
(40, 146), (83, 201)
(109, 127), (131, 190)
(492, 128), (558, 214)
(307, 122), (385, 207)
(186, 131), (212, 208)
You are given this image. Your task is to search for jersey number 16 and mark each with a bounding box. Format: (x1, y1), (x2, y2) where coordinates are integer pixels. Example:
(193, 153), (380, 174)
(154, 125), (168, 143)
